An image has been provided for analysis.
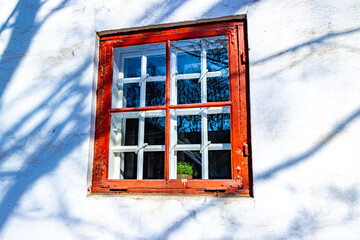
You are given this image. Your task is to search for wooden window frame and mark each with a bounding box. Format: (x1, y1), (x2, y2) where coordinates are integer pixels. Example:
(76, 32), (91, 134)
(91, 15), (252, 195)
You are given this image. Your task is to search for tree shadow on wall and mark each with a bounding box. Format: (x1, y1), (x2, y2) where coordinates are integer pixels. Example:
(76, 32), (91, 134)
(0, 0), (359, 239)
(0, 0), (70, 102)
(0, 0), (98, 236)
(0, 0), (263, 236)
(151, 25), (360, 239)
(256, 106), (360, 181)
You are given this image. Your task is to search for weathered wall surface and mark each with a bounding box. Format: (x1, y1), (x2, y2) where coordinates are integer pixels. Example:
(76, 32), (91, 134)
(1, 0), (359, 239)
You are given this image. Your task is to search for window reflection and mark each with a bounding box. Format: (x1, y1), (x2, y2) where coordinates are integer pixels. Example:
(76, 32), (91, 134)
(124, 57), (141, 78)
(177, 79), (201, 104)
(208, 113), (231, 143)
(145, 117), (165, 145)
(209, 150), (231, 179)
(123, 152), (137, 179)
(207, 76), (229, 102)
(177, 51), (201, 74)
(171, 36), (230, 105)
(146, 82), (165, 106)
(143, 152), (164, 179)
(123, 83), (140, 108)
(147, 55), (166, 76)
(177, 115), (201, 144)
(125, 119), (139, 145)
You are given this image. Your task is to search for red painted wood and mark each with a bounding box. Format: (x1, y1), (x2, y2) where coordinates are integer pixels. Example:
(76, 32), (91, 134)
(101, 22), (237, 42)
(92, 42), (113, 188)
(92, 20), (251, 195)
(228, 28), (243, 187)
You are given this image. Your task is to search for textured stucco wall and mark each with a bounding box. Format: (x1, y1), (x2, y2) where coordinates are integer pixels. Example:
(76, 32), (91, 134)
(0, 0), (360, 239)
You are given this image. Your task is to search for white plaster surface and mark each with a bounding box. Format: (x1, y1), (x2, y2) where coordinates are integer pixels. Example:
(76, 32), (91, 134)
(0, 0), (360, 239)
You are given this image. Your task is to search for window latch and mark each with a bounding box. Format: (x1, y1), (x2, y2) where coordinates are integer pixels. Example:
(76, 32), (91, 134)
(139, 74), (150, 87)
(198, 69), (209, 83)
(113, 128), (119, 135)
(200, 141), (211, 153)
(136, 143), (148, 154)
(243, 143), (249, 157)
(172, 71), (178, 78)
(100, 64), (106, 78)
(240, 51), (246, 64)
(200, 107), (209, 114)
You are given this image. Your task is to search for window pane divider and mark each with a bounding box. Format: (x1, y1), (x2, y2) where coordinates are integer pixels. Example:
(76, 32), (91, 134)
(200, 46), (209, 179)
(109, 106), (167, 113)
(175, 106), (230, 116)
(117, 76), (166, 86)
(112, 145), (166, 152)
(174, 144), (231, 151)
(175, 71), (222, 80)
(169, 51), (178, 179)
(168, 101), (231, 109)
(137, 55), (147, 180)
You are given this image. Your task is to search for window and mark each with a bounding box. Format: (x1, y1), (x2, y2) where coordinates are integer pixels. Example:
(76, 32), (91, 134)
(91, 15), (252, 195)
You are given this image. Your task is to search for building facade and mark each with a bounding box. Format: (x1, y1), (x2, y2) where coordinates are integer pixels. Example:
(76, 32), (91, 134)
(0, 0), (359, 239)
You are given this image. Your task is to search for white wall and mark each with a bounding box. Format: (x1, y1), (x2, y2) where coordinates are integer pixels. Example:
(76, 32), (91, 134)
(0, 0), (359, 239)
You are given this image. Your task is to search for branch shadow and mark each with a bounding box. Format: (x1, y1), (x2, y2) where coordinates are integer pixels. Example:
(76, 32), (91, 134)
(153, 196), (234, 240)
(1, 0), (358, 238)
(0, 0), (70, 104)
(252, 27), (360, 66)
(0, 55), (93, 232)
(256, 106), (360, 181)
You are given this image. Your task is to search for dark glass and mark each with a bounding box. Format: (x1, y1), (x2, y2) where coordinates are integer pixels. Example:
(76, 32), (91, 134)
(123, 83), (140, 107)
(145, 117), (165, 145)
(206, 40), (228, 72)
(125, 119), (139, 145)
(209, 150), (231, 179)
(177, 151), (201, 179)
(143, 152), (164, 179)
(208, 113), (231, 143)
(123, 152), (137, 179)
(146, 82), (165, 106)
(147, 55), (166, 76)
(207, 76), (230, 102)
(177, 79), (201, 104)
(124, 57), (141, 78)
(177, 115), (201, 144)
(177, 51), (201, 74)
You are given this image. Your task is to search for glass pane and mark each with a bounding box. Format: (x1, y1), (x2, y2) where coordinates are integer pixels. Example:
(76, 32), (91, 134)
(208, 113), (231, 143)
(170, 36), (229, 105)
(207, 76), (229, 102)
(143, 152), (164, 179)
(125, 119), (139, 145)
(177, 51), (201, 74)
(177, 79), (201, 104)
(209, 150), (231, 179)
(122, 152), (137, 179)
(147, 55), (166, 76)
(177, 151), (201, 179)
(114, 43), (166, 108)
(124, 57), (141, 78)
(145, 117), (165, 145)
(123, 83), (140, 108)
(206, 37), (228, 72)
(146, 82), (165, 106)
(177, 115), (201, 144)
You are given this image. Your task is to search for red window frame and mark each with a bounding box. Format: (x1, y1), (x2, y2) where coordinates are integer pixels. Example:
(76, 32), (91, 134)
(91, 16), (252, 195)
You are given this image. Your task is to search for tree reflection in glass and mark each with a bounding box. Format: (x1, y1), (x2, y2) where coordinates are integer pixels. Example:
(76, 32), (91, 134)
(146, 54), (166, 106)
(177, 115), (201, 144)
(171, 36), (229, 104)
